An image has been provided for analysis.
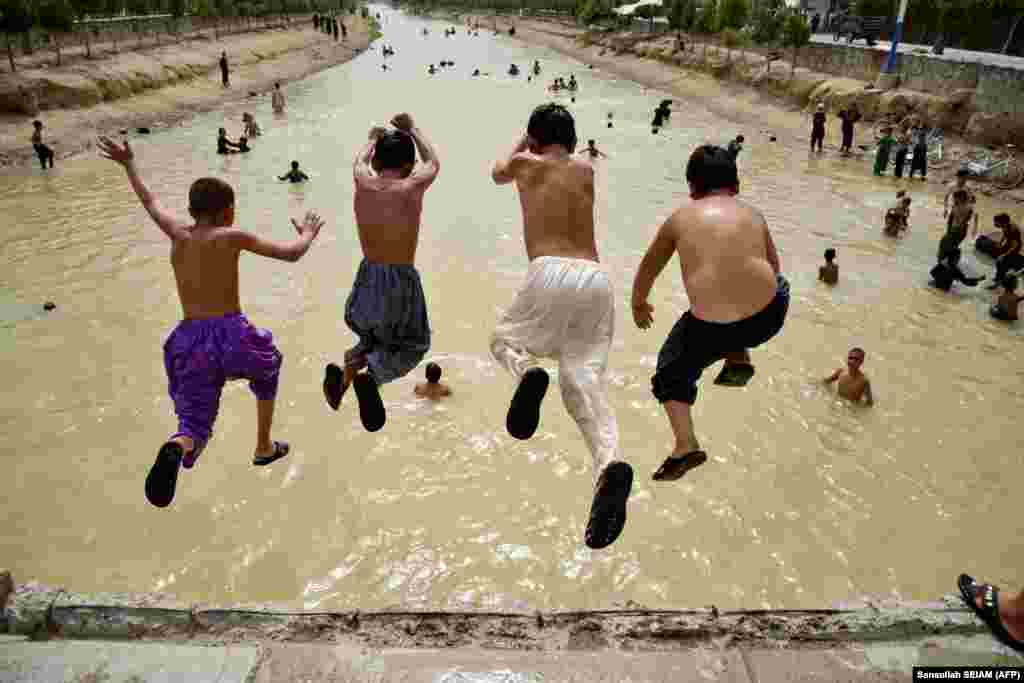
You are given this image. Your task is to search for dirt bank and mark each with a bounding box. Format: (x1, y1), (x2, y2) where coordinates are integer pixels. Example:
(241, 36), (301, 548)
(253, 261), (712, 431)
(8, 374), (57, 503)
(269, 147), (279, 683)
(481, 16), (1024, 203)
(0, 18), (375, 168)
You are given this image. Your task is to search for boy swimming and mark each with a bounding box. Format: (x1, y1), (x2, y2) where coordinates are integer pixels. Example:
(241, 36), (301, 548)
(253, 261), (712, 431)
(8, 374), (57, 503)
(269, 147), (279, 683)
(823, 347), (874, 405)
(97, 136), (324, 508)
(819, 248), (838, 285)
(279, 161), (309, 183)
(991, 275), (1024, 322)
(323, 113), (440, 432)
(414, 362), (452, 400)
(632, 145), (788, 483)
(490, 103), (631, 550)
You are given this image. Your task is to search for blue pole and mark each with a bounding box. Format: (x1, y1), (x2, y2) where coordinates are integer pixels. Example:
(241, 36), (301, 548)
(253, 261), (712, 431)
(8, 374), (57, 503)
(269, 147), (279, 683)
(882, 0), (908, 73)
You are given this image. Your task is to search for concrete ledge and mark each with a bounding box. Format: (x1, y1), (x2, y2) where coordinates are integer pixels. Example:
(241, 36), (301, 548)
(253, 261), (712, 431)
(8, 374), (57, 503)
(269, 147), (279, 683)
(52, 591), (193, 639)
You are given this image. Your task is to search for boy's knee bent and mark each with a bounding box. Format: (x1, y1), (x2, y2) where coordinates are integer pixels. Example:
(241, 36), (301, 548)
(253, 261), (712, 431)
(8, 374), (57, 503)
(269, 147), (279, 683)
(651, 370), (698, 405)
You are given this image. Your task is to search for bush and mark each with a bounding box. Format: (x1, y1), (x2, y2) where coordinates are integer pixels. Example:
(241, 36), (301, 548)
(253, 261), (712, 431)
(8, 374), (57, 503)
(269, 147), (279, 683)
(694, 6), (716, 33)
(716, 0), (749, 31)
(750, 5), (782, 44)
(782, 11), (810, 48)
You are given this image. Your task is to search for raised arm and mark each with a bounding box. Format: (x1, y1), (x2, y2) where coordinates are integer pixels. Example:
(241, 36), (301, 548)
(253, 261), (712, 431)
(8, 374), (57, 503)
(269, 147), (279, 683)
(406, 126), (440, 187)
(98, 136), (189, 241)
(353, 128), (383, 184)
(492, 134), (529, 185)
(631, 215), (678, 329)
(230, 211), (323, 263)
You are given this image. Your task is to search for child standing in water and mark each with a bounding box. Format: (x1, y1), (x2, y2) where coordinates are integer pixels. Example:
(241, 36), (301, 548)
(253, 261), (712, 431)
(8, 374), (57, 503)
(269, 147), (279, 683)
(932, 189), (984, 290)
(884, 192), (911, 237)
(271, 82), (286, 114)
(323, 113), (440, 432)
(824, 347), (874, 405)
(819, 248), (838, 285)
(632, 145), (789, 483)
(278, 161), (309, 183)
(97, 136), (324, 508)
(31, 120), (55, 169)
(414, 362), (452, 400)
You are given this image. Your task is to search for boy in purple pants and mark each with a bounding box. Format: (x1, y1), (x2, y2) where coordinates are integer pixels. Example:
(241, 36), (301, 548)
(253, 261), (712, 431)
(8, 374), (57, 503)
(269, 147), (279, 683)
(98, 137), (324, 508)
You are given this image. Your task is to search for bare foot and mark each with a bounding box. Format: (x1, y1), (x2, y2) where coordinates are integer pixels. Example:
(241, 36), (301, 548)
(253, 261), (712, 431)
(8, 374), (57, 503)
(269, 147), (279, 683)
(970, 584), (1024, 644)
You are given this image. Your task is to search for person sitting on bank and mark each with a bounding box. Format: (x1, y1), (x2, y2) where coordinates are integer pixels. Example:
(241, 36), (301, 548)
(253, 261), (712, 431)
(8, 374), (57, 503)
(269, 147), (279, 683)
(414, 362), (452, 400)
(278, 161), (309, 183)
(819, 248), (838, 285)
(991, 275), (1024, 322)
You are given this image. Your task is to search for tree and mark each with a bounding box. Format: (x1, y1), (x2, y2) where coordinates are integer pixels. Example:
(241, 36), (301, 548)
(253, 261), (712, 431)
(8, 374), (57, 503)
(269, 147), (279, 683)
(751, 4), (782, 43)
(782, 10), (810, 74)
(717, 0), (749, 30)
(668, 0), (685, 28)
(168, 0), (188, 41)
(37, 0), (74, 65)
(0, 0), (36, 70)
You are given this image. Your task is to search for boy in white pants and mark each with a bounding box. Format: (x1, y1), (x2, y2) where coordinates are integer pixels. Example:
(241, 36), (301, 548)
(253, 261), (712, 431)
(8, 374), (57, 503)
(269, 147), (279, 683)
(490, 103), (631, 550)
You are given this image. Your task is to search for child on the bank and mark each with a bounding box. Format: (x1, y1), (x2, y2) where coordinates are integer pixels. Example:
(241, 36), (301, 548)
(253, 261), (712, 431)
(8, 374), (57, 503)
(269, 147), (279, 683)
(97, 136), (324, 508)
(991, 275), (1024, 322)
(819, 248), (838, 285)
(323, 113), (440, 432)
(884, 192), (911, 237)
(824, 347), (874, 405)
(414, 362), (452, 400)
(874, 127), (895, 176)
(31, 120), (55, 169)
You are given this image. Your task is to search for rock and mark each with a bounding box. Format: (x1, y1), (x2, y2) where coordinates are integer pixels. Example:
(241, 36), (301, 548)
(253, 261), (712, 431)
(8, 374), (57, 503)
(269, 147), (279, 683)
(136, 127), (150, 134)
(43, 302), (55, 311)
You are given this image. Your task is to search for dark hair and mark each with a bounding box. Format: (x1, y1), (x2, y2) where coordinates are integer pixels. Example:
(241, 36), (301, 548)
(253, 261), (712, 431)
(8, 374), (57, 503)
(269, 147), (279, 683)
(588, 139), (595, 145)
(956, 168), (969, 177)
(686, 145), (739, 197)
(274, 82), (280, 88)
(425, 362), (442, 383)
(291, 160), (299, 169)
(1005, 275), (1019, 291)
(32, 120), (42, 127)
(189, 177), (235, 220)
(373, 130), (416, 170)
(527, 103), (577, 153)
(736, 135), (745, 142)
(850, 347), (866, 357)
(824, 248), (836, 262)
(995, 213), (1011, 227)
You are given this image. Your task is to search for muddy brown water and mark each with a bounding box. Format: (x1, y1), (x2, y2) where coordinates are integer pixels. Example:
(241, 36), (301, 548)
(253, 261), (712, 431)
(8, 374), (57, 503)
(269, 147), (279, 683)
(1, 6), (1022, 612)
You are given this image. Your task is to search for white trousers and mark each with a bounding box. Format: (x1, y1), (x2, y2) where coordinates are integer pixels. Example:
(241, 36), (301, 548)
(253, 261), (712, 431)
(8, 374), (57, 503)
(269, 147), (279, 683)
(490, 256), (619, 475)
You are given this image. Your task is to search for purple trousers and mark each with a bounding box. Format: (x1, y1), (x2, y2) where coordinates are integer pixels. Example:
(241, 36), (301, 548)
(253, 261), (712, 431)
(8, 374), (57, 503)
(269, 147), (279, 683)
(163, 314), (282, 467)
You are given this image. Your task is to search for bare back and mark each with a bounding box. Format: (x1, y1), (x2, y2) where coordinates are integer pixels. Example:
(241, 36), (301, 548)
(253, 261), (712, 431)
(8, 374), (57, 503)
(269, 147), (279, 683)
(353, 177), (427, 265)
(512, 151), (599, 262)
(667, 195), (778, 322)
(171, 227), (242, 319)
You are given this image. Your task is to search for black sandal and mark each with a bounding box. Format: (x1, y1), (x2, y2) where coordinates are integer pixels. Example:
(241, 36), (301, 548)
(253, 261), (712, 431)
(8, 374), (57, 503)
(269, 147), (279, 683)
(353, 373), (386, 432)
(652, 450), (707, 482)
(146, 442), (184, 508)
(506, 367), (549, 440)
(323, 363), (348, 411)
(585, 461), (633, 550)
(253, 441), (290, 466)
(958, 574), (1024, 653)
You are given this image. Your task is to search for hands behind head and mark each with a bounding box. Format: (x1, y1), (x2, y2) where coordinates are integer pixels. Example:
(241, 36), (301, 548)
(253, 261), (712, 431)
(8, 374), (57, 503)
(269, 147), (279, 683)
(293, 211), (325, 239)
(98, 136), (133, 165)
(368, 126), (387, 141)
(391, 113), (414, 131)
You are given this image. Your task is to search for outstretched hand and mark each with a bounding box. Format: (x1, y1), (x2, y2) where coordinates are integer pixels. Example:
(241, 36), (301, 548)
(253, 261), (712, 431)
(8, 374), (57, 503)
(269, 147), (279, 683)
(292, 211), (325, 239)
(98, 136), (133, 166)
(632, 301), (654, 329)
(391, 113), (414, 131)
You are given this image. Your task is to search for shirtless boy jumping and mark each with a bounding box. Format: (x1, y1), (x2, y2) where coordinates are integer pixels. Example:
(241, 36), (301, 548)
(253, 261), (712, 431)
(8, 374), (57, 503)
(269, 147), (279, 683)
(632, 145), (789, 483)
(490, 103), (631, 550)
(323, 113), (439, 432)
(98, 137), (323, 508)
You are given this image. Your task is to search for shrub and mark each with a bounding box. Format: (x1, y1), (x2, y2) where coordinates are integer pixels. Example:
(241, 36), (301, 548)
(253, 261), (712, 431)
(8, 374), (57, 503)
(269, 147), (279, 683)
(716, 0), (749, 31)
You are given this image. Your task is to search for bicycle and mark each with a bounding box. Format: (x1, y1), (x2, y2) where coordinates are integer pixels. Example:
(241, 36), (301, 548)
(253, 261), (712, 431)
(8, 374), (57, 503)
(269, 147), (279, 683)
(963, 144), (1024, 190)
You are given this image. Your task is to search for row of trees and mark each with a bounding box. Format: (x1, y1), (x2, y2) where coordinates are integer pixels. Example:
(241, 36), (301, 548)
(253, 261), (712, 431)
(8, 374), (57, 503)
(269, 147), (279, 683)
(0, 0), (356, 70)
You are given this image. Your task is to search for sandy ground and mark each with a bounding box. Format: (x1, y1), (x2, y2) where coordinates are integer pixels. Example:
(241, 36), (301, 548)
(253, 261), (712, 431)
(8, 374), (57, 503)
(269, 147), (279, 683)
(0, 19), (374, 168)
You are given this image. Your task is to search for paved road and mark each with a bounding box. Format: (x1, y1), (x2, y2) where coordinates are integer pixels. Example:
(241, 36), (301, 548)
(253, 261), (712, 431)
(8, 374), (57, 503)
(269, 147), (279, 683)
(811, 32), (1024, 71)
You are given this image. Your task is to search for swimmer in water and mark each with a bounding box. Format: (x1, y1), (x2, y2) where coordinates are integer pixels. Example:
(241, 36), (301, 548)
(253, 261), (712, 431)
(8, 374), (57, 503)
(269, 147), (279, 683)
(428, 64), (436, 74)
(271, 82), (286, 114)
(579, 139), (608, 160)
(819, 248), (838, 285)
(884, 192), (911, 237)
(97, 136), (323, 507)
(242, 113), (261, 138)
(632, 145), (789, 483)
(278, 161), (309, 183)
(323, 113), (440, 432)
(823, 347), (874, 405)
(236, 136), (251, 153)
(414, 362), (452, 400)
(217, 128), (240, 154)
(991, 275), (1024, 321)
(490, 103), (631, 550)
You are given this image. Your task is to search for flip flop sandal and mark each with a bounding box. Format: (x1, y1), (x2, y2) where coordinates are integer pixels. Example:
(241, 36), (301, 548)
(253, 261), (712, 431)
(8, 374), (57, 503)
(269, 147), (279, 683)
(714, 363), (756, 387)
(353, 373), (386, 432)
(323, 363), (348, 411)
(958, 574), (1024, 654)
(652, 450), (707, 482)
(146, 442), (183, 508)
(585, 461), (633, 550)
(253, 441), (290, 467)
(506, 367), (549, 440)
